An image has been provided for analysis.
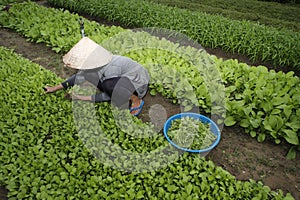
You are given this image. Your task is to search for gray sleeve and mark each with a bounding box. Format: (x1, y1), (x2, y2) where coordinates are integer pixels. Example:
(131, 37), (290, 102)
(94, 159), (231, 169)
(103, 66), (122, 79)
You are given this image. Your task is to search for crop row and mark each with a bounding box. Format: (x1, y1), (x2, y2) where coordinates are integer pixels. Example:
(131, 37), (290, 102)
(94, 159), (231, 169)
(148, 0), (300, 32)
(1, 46), (294, 199)
(45, 0), (300, 69)
(1, 2), (299, 158)
(0, 2), (123, 53)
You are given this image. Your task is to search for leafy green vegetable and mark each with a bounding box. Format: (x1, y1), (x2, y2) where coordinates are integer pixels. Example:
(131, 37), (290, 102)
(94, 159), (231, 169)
(46, 0), (300, 69)
(0, 46), (294, 199)
(1, 1), (299, 156)
(0, 1), (123, 53)
(168, 116), (216, 150)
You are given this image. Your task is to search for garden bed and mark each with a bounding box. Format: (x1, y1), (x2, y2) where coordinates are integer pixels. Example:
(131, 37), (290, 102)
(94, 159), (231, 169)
(0, 25), (299, 199)
(0, 0), (299, 199)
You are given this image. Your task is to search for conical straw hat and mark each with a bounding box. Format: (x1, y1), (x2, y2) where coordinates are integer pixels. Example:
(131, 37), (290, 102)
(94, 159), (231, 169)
(63, 37), (112, 70)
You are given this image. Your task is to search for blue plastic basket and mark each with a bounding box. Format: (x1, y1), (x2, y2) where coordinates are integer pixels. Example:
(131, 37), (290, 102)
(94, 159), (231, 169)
(163, 113), (221, 154)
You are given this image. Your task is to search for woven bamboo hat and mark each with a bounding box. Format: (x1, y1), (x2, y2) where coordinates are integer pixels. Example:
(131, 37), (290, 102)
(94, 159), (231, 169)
(63, 37), (112, 70)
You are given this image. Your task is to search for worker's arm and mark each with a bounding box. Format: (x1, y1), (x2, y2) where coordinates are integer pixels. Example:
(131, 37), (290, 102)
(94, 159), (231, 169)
(44, 84), (64, 93)
(45, 72), (86, 93)
(71, 94), (92, 101)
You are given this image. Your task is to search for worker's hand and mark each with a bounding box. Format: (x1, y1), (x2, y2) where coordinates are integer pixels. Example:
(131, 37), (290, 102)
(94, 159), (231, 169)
(64, 92), (81, 100)
(71, 93), (81, 100)
(44, 86), (56, 93)
(71, 93), (92, 101)
(43, 84), (64, 94)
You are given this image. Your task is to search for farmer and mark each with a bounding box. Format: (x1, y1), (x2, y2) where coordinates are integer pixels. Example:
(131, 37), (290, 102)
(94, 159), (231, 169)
(44, 37), (149, 116)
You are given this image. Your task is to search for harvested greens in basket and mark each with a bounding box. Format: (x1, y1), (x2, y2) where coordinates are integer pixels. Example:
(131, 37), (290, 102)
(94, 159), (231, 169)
(168, 116), (217, 150)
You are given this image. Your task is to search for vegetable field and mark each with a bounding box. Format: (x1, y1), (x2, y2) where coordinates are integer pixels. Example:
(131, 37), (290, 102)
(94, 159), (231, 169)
(46, 0), (300, 69)
(0, 0), (299, 199)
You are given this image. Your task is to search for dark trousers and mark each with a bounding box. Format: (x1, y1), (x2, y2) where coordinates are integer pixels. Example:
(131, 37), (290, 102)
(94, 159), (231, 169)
(62, 72), (136, 109)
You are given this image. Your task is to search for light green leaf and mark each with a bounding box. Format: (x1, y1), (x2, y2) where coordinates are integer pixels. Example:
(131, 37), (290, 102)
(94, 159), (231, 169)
(283, 106), (292, 118)
(240, 118), (250, 128)
(283, 129), (299, 145)
(270, 109), (281, 115)
(286, 147), (296, 160)
(136, 190), (144, 199)
(186, 183), (193, 195)
(257, 133), (266, 142)
(286, 120), (300, 130)
(275, 139), (281, 144)
(183, 105), (193, 112)
(260, 101), (272, 113)
(263, 115), (283, 131)
(243, 106), (253, 116)
(150, 89), (157, 95)
(167, 185), (178, 192)
(224, 116), (236, 126)
(250, 118), (260, 128)
(273, 96), (289, 106)
(262, 119), (273, 131)
(229, 186), (234, 196)
(250, 131), (257, 138)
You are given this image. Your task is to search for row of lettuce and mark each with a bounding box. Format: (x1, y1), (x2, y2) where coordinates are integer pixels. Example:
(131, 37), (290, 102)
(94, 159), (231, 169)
(1, 2), (299, 158)
(0, 46), (295, 199)
(45, 0), (300, 70)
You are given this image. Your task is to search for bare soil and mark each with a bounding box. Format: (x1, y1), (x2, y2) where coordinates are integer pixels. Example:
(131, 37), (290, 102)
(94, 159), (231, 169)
(0, 2), (299, 199)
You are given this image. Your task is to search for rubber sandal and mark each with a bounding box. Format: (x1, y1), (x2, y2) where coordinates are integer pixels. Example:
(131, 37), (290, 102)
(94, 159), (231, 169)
(130, 100), (144, 116)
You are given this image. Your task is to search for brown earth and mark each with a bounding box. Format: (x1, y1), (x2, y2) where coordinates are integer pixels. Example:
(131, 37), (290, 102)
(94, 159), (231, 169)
(0, 2), (300, 199)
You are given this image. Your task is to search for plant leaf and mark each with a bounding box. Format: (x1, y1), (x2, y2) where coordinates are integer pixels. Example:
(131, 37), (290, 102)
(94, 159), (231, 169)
(283, 129), (299, 145)
(224, 116), (236, 126)
(286, 147), (296, 160)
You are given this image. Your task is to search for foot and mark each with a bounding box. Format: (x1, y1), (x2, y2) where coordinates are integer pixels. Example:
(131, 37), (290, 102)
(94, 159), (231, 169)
(130, 98), (144, 116)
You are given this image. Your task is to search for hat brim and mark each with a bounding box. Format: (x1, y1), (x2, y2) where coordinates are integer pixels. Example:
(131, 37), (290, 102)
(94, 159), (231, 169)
(63, 37), (112, 70)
